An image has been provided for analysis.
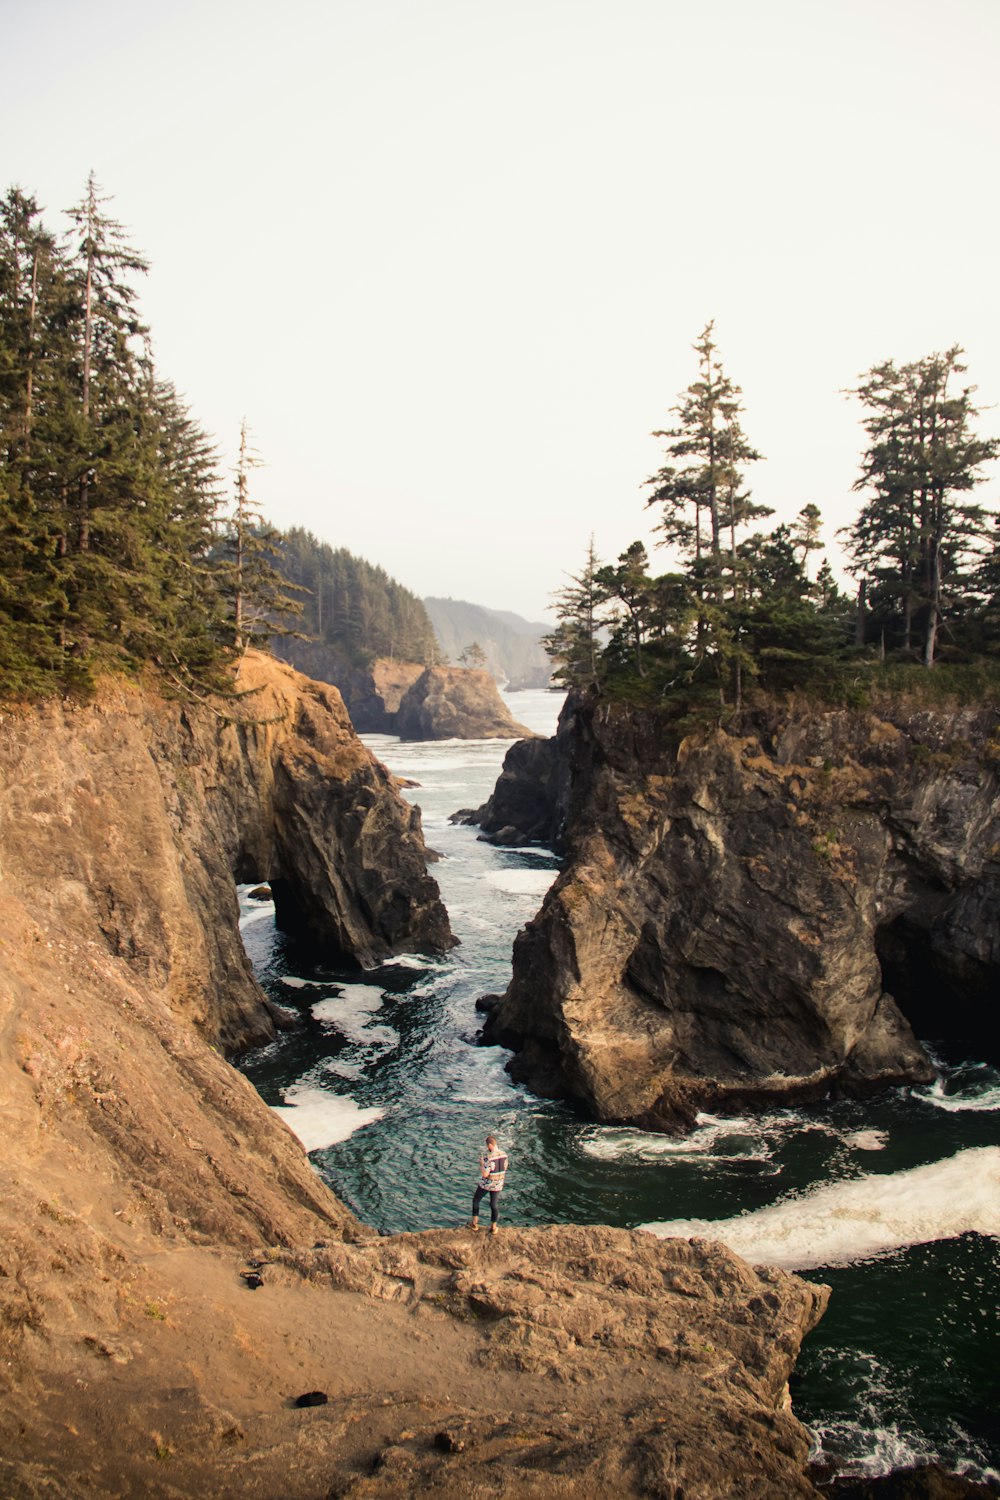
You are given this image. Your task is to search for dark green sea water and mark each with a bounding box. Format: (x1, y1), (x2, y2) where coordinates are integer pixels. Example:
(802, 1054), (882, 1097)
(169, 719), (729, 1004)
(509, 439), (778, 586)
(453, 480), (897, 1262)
(237, 689), (1000, 1483)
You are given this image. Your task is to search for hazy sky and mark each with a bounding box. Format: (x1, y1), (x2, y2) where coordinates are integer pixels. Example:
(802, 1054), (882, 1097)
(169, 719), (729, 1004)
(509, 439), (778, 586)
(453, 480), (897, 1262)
(4, 0), (999, 620)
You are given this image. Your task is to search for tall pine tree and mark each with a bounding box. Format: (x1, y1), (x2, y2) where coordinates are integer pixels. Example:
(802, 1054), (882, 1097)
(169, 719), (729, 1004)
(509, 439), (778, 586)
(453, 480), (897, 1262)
(844, 349), (998, 666)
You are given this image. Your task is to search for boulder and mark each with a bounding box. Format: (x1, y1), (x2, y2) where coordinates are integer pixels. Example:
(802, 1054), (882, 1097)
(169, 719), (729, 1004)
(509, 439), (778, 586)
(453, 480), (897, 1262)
(394, 666), (535, 740)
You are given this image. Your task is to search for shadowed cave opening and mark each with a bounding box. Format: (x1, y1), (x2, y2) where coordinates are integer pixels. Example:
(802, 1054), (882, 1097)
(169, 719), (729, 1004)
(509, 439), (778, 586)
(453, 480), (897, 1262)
(876, 913), (999, 1064)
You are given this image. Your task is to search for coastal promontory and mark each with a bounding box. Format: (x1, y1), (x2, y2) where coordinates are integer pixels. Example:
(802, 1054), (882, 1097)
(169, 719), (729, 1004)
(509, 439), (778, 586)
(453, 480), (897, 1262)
(0, 653), (833, 1498)
(483, 689), (1000, 1129)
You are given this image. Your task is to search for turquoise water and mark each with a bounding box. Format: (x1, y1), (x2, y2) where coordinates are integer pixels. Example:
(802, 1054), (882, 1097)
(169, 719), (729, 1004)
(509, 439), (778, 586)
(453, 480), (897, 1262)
(237, 689), (1000, 1483)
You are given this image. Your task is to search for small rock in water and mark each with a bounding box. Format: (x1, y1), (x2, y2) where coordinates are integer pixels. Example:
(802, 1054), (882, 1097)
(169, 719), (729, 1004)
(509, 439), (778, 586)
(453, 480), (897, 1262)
(294, 1390), (329, 1408)
(475, 993), (501, 1015)
(247, 885), (272, 901)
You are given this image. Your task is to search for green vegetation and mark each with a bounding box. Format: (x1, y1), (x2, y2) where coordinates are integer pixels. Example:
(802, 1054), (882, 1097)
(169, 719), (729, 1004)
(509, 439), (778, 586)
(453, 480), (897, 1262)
(276, 527), (437, 668)
(0, 179), (432, 701)
(546, 324), (1000, 713)
(0, 179), (235, 699)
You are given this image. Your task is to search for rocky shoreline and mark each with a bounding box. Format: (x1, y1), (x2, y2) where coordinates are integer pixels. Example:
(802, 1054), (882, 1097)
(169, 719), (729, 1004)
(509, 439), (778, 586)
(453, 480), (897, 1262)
(276, 639), (536, 739)
(479, 690), (1000, 1130)
(1, 658), (994, 1495)
(0, 656), (817, 1496)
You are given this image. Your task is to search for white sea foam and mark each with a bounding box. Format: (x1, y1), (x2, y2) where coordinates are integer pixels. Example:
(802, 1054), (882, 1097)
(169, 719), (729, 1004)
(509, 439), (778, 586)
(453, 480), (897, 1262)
(484, 868), (557, 896)
(238, 905), (275, 929)
(637, 1146), (1000, 1269)
(280, 975), (330, 990)
(914, 1072), (1000, 1113)
(841, 1130), (889, 1151)
(311, 985), (398, 1049)
(272, 1085), (384, 1150)
(323, 1058), (364, 1080)
(809, 1415), (940, 1479)
(582, 1116), (773, 1163)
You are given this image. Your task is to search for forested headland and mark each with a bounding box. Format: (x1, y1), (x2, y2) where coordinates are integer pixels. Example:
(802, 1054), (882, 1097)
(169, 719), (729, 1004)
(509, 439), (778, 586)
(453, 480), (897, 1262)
(546, 324), (1000, 715)
(276, 528), (437, 669)
(0, 180), (435, 702)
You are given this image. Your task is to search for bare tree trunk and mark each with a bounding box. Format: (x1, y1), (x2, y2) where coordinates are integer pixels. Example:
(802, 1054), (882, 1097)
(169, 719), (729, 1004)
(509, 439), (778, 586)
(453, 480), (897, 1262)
(82, 184), (95, 422)
(923, 536), (941, 668)
(24, 246), (38, 435)
(77, 469), (92, 552)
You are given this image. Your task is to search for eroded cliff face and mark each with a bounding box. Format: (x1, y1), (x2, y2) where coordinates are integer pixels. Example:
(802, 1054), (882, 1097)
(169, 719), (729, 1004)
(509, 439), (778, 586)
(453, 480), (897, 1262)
(391, 664), (536, 740)
(274, 640), (535, 739)
(0, 657), (833, 1499)
(485, 692), (1000, 1128)
(1, 652), (453, 1054)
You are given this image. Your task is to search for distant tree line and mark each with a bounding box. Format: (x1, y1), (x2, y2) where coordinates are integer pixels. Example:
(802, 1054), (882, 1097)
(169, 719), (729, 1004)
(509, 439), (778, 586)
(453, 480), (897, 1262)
(0, 180), (433, 699)
(276, 528), (438, 667)
(546, 324), (1000, 709)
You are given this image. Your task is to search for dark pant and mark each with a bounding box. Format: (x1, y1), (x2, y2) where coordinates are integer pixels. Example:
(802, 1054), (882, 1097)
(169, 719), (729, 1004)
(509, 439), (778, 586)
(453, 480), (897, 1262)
(472, 1186), (499, 1225)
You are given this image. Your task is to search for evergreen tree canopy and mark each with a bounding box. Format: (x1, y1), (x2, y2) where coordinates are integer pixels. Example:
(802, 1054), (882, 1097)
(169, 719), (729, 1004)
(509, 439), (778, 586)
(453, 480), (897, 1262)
(0, 179), (279, 699)
(544, 324), (1000, 714)
(843, 349), (999, 667)
(276, 527), (437, 667)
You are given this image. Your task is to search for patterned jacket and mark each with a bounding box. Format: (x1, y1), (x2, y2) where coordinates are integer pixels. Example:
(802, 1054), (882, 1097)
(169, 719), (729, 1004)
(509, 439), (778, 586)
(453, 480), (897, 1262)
(479, 1150), (508, 1192)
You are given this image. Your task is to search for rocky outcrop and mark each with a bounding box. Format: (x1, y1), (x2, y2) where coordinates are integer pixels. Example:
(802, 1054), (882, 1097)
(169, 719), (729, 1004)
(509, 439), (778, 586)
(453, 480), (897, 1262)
(423, 595), (553, 689)
(0, 651), (452, 1053)
(453, 716), (569, 845)
(272, 638), (423, 732)
(273, 640), (535, 739)
(394, 665), (535, 740)
(484, 691), (1000, 1128)
(0, 655), (840, 1497)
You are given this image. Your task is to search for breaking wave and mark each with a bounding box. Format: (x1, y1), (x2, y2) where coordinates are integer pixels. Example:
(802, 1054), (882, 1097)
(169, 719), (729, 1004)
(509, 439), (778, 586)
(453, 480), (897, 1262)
(637, 1147), (1000, 1269)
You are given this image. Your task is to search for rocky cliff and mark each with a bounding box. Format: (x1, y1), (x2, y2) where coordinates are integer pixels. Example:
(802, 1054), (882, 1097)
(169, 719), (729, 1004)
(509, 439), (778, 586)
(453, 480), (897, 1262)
(393, 664), (535, 740)
(274, 638), (535, 739)
(484, 691), (1000, 1128)
(0, 651), (453, 1050)
(0, 654), (837, 1498)
(453, 717), (569, 845)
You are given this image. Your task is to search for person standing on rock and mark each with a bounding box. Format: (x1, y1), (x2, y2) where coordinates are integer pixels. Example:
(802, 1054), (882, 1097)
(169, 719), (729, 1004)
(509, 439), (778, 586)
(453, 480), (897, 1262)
(471, 1134), (508, 1235)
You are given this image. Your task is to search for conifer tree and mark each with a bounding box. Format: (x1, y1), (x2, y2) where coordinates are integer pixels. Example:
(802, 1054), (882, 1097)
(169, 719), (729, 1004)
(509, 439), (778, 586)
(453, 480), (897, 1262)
(543, 536), (605, 687)
(459, 641), (488, 669)
(595, 541), (655, 677)
(645, 323), (768, 701)
(645, 322), (766, 609)
(63, 173), (149, 558)
(844, 349), (998, 666)
(790, 504), (824, 576)
(219, 422), (303, 661)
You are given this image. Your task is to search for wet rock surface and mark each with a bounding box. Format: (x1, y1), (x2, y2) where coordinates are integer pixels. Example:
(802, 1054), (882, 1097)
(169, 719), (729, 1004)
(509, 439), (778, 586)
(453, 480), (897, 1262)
(484, 692), (1000, 1127)
(814, 1463), (1000, 1498)
(454, 728), (569, 846)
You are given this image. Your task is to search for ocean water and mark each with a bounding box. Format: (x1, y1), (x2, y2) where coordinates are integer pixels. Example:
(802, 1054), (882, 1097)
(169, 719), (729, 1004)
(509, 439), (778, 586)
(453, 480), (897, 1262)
(237, 688), (1000, 1483)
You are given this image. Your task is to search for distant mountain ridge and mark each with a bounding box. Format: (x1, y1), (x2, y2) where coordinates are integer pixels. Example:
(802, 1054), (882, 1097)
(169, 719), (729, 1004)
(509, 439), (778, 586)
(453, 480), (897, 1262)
(423, 597), (552, 689)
